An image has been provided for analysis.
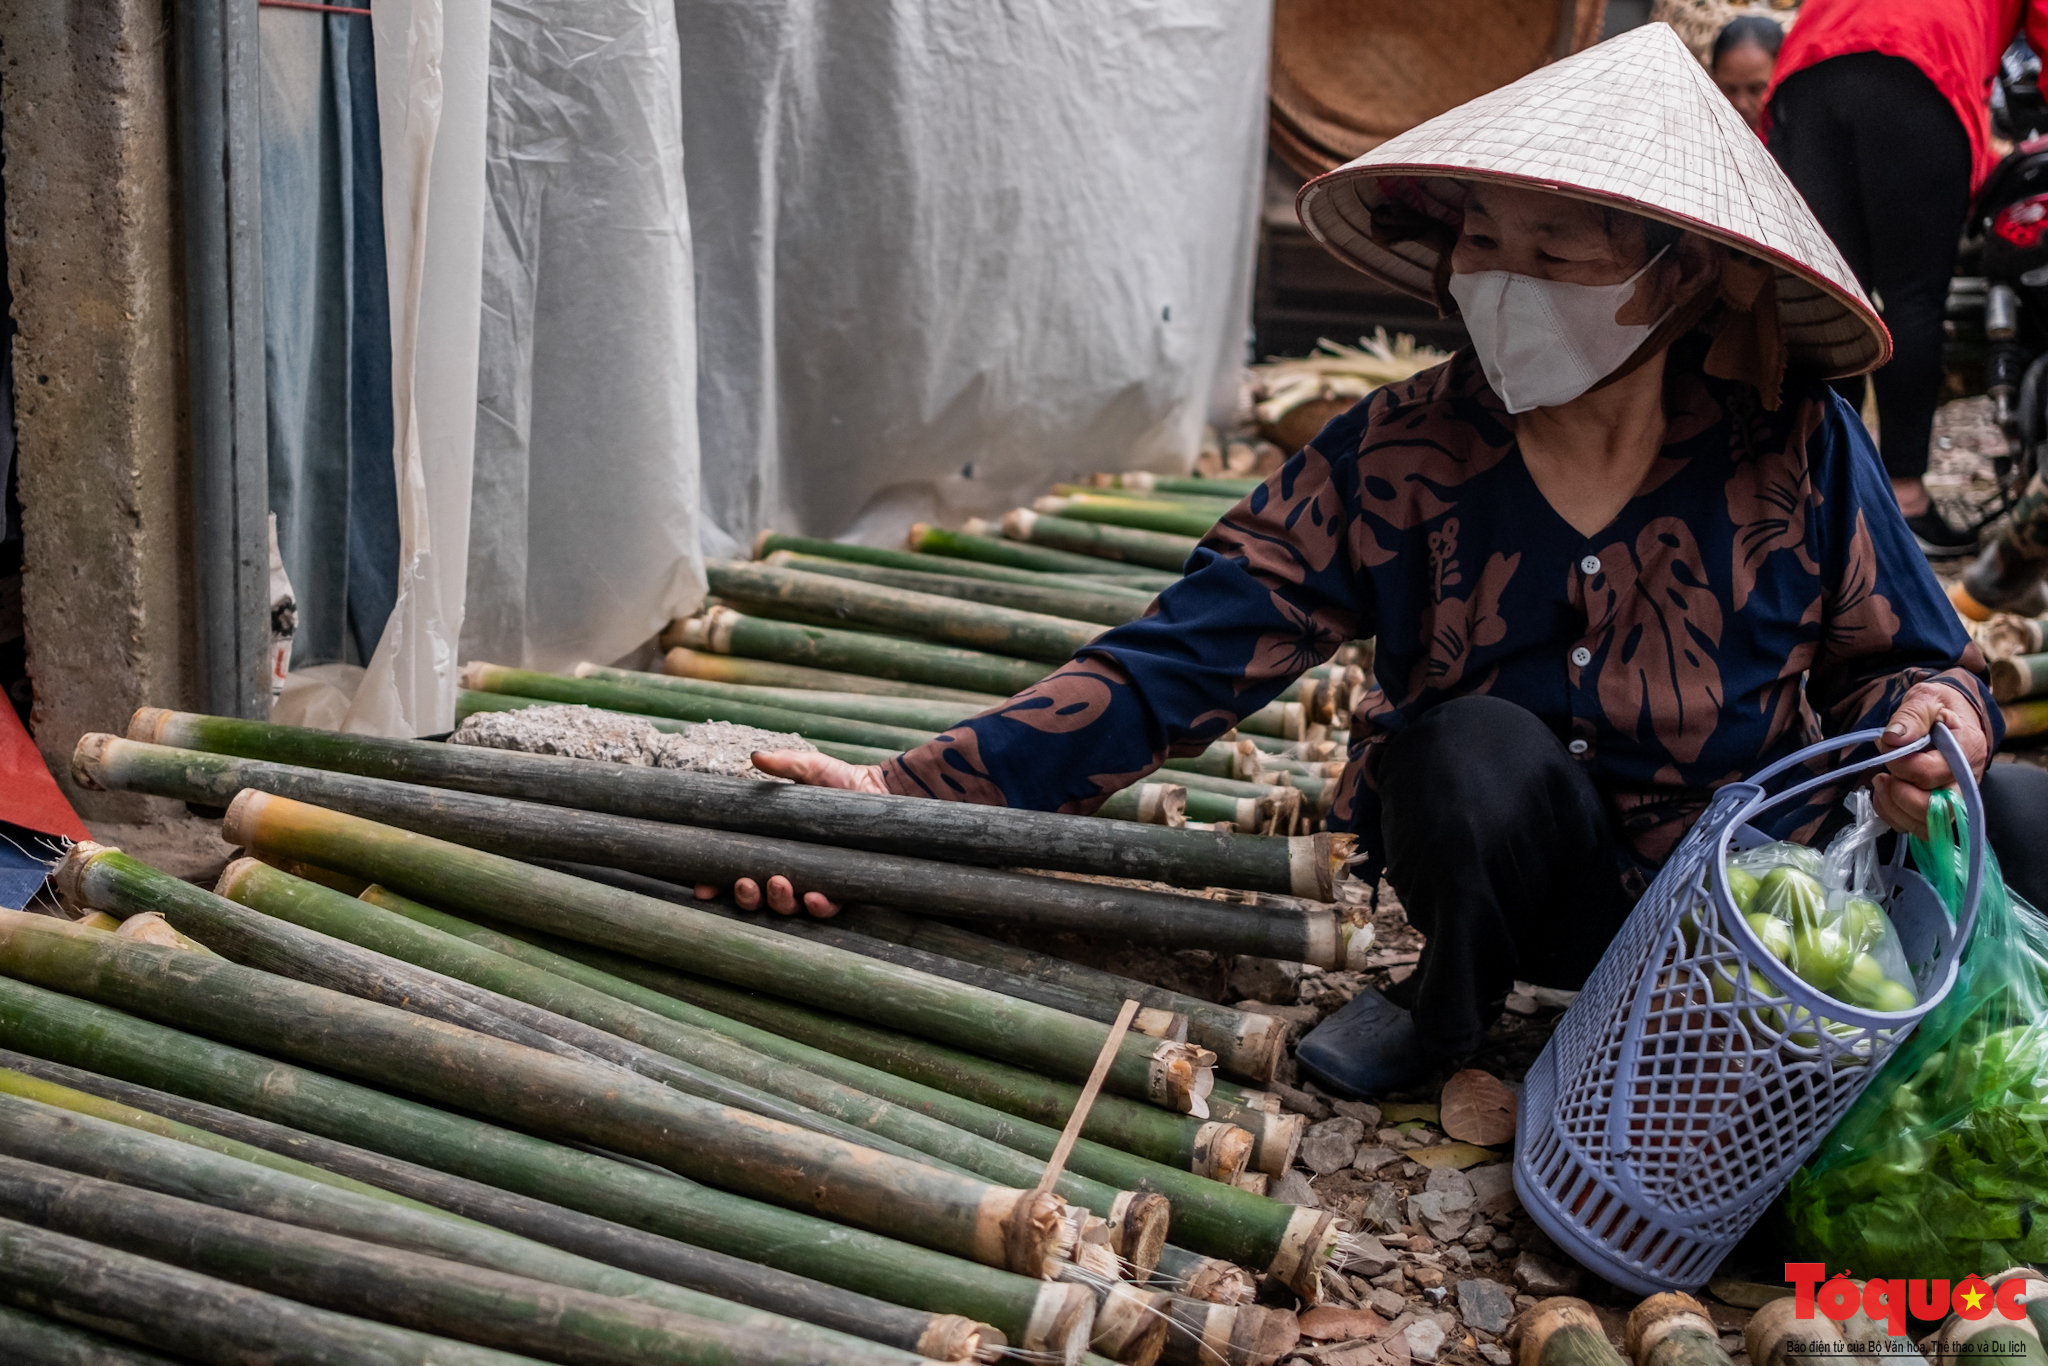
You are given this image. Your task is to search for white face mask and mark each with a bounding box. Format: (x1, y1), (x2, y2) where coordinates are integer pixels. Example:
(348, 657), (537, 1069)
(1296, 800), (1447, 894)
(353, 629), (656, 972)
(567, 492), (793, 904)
(1447, 249), (1673, 414)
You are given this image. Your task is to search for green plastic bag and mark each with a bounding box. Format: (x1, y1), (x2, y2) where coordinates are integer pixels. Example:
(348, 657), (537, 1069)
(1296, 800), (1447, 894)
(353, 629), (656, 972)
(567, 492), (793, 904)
(1781, 789), (2048, 1279)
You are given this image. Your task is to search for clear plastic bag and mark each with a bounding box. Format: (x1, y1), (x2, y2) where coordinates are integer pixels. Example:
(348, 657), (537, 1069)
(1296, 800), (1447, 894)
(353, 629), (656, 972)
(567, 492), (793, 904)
(1724, 791), (1919, 1013)
(1783, 789), (2048, 1278)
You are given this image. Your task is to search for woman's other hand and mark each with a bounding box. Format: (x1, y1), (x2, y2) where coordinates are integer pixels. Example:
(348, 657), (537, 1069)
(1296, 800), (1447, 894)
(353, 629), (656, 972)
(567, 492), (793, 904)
(1873, 684), (1991, 837)
(690, 749), (892, 917)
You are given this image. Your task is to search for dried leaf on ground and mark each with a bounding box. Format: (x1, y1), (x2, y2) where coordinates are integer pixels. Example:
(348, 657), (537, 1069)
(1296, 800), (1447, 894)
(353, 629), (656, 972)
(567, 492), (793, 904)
(1300, 1305), (1391, 1342)
(1440, 1068), (1517, 1146)
(1410, 1142), (1500, 1171)
(1380, 1102), (1440, 1123)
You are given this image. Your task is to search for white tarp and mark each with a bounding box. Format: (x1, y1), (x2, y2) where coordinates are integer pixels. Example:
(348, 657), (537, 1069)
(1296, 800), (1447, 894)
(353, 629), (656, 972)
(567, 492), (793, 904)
(676, 0), (1271, 550)
(346, 0), (490, 736)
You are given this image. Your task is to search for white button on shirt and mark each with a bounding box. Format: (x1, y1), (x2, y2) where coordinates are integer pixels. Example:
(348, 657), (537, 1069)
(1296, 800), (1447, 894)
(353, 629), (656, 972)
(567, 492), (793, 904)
(1570, 646), (1592, 667)
(1580, 555), (1601, 575)
(1567, 739), (1589, 755)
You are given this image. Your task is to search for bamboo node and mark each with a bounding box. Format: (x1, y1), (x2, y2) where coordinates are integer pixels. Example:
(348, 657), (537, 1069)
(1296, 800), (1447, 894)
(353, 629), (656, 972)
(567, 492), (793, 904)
(52, 840), (116, 907)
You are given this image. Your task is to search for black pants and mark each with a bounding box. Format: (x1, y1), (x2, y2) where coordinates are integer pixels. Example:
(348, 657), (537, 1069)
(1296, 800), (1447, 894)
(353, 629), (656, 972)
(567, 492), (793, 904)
(1381, 698), (2048, 1060)
(1768, 53), (1972, 483)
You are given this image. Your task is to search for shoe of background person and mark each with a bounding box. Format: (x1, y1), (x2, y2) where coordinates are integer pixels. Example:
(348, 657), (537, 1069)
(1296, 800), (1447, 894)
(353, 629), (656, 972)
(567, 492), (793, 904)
(1294, 984), (1427, 1098)
(1902, 507), (1978, 559)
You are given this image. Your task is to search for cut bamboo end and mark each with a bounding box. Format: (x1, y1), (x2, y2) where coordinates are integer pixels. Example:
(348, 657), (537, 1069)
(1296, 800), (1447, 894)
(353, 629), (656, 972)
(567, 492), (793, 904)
(126, 707), (175, 744)
(914, 1314), (991, 1364)
(1286, 835), (1338, 901)
(68, 733), (118, 792)
(113, 911), (211, 955)
(1088, 1282), (1172, 1366)
(1229, 1172), (1269, 1197)
(1171, 1255), (1254, 1307)
(1134, 783), (1185, 827)
(1108, 1191), (1171, 1275)
(1250, 1111), (1305, 1178)
(1224, 1013), (1286, 1085)
(220, 788), (272, 847)
(52, 840), (116, 907)
(1340, 922), (1377, 971)
(751, 527), (777, 559)
(1745, 1299), (1846, 1366)
(1034, 495), (1072, 515)
(1626, 1293), (1721, 1366)
(457, 660), (493, 690)
(993, 1187), (1072, 1279)
(1024, 1280), (1098, 1365)
(1133, 1007), (1189, 1043)
(214, 856), (265, 903)
(1003, 508), (1039, 540)
(1190, 1122), (1254, 1184)
(1265, 1207), (1340, 1302)
(1514, 1298), (1630, 1366)
(1147, 1040), (1216, 1115)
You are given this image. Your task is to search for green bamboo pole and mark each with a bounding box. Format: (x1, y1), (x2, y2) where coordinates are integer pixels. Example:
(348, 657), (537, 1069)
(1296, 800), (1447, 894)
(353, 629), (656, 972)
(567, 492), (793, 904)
(1136, 1245), (1253, 1305)
(1051, 484), (1240, 510)
(765, 551), (1151, 627)
(0, 977), (1094, 1358)
(1100, 474), (1261, 500)
(0, 1096), (950, 1366)
(838, 908), (1288, 1084)
(216, 784), (1226, 1103)
(0, 1214), (546, 1366)
(0, 1303), (182, 1366)
(757, 533), (1160, 600)
(367, 901), (1330, 1293)
(1033, 495), (1221, 540)
(679, 606), (1052, 695)
(77, 739), (1345, 970)
(66, 846), (930, 1163)
(573, 664), (976, 732)
(0, 1051), (986, 1363)
(0, 1154), (927, 1366)
(661, 646), (1007, 708)
(532, 946), (1338, 1300)
(450, 690), (894, 769)
(1179, 788), (1272, 832)
(0, 910), (1072, 1278)
(459, 663), (937, 750)
(908, 523), (1178, 587)
(130, 710), (1343, 898)
(1002, 510), (1199, 573)
(707, 559), (1105, 664)
(215, 859), (1160, 1260)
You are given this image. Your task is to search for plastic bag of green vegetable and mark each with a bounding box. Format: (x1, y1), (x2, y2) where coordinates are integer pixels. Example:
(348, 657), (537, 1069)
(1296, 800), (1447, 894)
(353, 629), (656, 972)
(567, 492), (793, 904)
(1782, 789), (2048, 1279)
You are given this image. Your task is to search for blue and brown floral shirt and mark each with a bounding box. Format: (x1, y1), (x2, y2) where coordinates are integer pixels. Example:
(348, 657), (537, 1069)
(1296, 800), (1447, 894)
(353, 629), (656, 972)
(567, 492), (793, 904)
(881, 351), (1998, 887)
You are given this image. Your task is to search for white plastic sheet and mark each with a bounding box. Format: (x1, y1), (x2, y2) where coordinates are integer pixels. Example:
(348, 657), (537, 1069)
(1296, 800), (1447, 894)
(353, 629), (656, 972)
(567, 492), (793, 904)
(462, 0), (705, 671)
(346, 0), (491, 737)
(676, 0), (1271, 549)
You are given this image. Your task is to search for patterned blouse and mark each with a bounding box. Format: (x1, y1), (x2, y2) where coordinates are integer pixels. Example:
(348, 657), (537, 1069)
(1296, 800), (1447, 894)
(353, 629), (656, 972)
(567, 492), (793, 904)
(880, 351), (1999, 890)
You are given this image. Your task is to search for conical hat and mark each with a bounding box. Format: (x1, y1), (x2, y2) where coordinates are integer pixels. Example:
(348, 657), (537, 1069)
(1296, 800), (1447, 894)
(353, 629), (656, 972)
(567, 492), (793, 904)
(1296, 23), (1890, 377)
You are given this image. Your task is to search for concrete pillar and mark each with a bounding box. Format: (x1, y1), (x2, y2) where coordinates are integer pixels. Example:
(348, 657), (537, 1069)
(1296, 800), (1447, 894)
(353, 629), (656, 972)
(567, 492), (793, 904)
(0, 0), (196, 819)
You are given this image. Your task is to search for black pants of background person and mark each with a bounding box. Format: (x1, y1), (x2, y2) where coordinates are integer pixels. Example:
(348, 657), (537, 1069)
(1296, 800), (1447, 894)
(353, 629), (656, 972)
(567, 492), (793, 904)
(1379, 696), (2047, 1061)
(1768, 53), (1972, 484)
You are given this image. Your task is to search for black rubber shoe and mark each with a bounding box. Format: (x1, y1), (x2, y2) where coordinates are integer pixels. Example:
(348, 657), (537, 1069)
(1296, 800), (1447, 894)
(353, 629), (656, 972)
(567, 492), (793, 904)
(1294, 985), (1427, 1098)
(1902, 508), (1978, 559)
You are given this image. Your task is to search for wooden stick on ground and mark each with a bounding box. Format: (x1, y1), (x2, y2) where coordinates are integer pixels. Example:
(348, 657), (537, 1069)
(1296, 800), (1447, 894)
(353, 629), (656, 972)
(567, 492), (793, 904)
(1039, 1000), (1143, 1200)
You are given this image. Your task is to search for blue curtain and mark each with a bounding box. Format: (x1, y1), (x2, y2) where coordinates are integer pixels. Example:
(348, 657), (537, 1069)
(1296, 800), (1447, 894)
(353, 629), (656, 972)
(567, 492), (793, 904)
(259, 7), (397, 667)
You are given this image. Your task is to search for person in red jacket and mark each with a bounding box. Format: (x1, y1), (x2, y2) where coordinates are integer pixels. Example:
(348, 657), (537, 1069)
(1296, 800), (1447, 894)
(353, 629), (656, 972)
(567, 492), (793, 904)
(1767, 0), (2048, 558)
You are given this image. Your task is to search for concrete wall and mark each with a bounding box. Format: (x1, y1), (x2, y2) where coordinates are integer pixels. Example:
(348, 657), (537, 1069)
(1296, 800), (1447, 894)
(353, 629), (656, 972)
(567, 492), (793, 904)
(0, 0), (195, 820)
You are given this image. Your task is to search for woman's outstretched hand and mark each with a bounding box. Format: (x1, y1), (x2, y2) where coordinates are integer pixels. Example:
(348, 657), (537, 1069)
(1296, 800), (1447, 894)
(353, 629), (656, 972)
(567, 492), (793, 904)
(1873, 683), (1990, 837)
(690, 749), (892, 917)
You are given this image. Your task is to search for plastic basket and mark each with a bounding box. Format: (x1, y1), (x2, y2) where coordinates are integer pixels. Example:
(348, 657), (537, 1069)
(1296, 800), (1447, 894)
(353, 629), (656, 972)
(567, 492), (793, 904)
(1514, 725), (1984, 1294)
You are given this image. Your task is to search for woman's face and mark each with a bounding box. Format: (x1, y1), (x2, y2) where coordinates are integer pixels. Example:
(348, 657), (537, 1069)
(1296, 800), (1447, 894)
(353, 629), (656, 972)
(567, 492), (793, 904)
(1449, 183), (1718, 326)
(1713, 43), (1774, 132)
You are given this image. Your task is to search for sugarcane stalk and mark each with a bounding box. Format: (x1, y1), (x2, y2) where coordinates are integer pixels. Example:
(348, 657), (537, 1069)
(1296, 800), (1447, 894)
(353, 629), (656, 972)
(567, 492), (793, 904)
(1033, 495), (1221, 540)
(0, 1153), (942, 1366)
(80, 737), (1347, 971)
(0, 1093), (953, 1366)
(1626, 1294), (1736, 1366)
(1512, 1299), (1632, 1366)
(908, 522), (1177, 585)
(0, 1050), (987, 1364)
(662, 645), (1007, 708)
(708, 559), (1105, 664)
(0, 978), (1093, 1359)
(573, 664), (975, 732)
(0, 1302), (182, 1366)
(0, 910), (1073, 1279)
(132, 704), (1340, 895)
(1002, 510), (1198, 573)
(0, 1214), (544, 1366)
(838, 908), (1288, 1084)
(680, 605), (1052, 695)
(460, 663), (937, 750)
(765, 551), (1151, 628)
(526, 943), (1337, 1298)
(217, 859), (1151, 1246)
